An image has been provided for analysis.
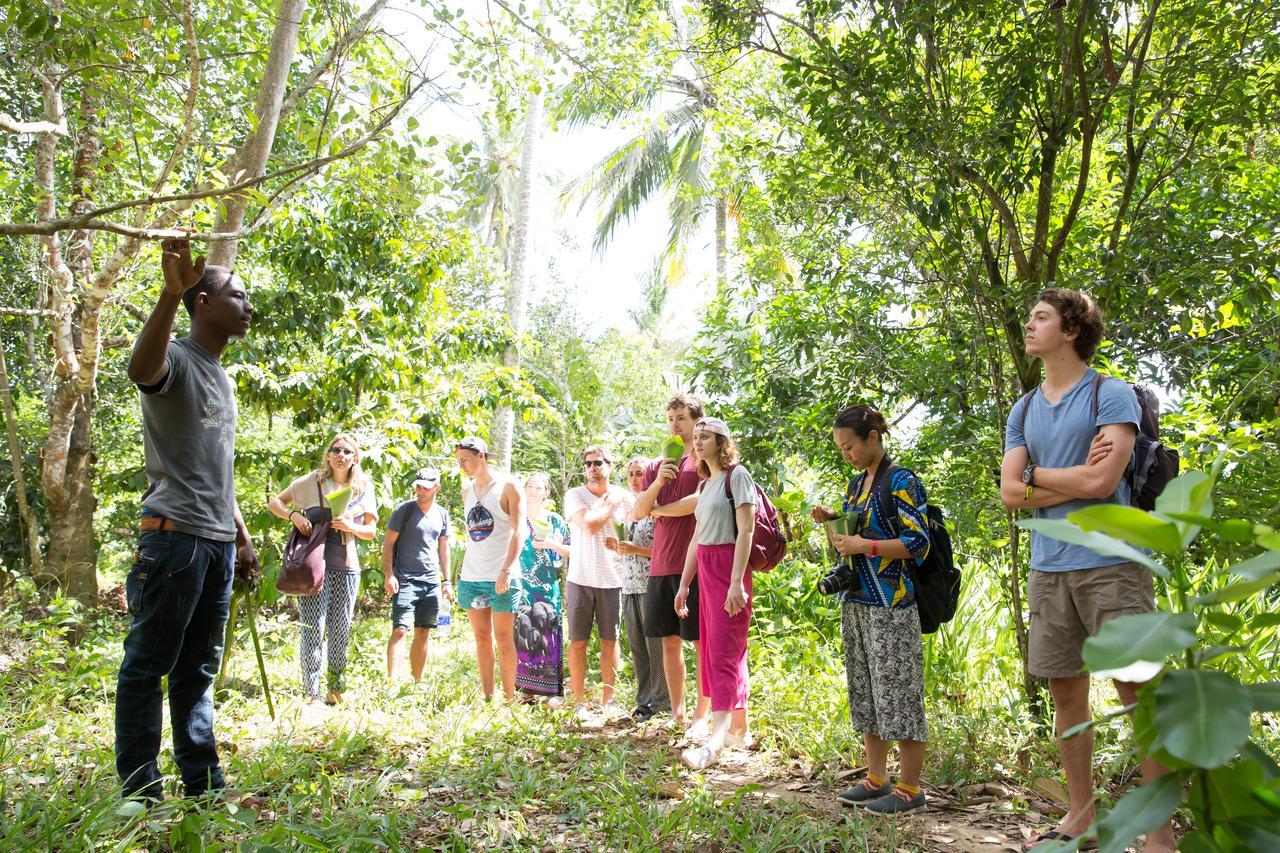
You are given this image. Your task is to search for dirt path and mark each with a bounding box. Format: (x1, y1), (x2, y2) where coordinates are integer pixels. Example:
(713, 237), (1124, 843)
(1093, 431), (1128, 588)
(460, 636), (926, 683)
(574, 715), (1068, 852)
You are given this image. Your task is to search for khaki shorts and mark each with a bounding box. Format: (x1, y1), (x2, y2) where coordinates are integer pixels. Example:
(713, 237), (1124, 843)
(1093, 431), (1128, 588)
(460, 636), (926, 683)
(1028, 562), (1156, 678)
(566, 581), (621, 642)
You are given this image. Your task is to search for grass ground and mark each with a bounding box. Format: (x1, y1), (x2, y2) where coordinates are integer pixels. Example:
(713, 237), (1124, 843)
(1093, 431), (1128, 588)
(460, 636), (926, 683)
(0, 585), (1239, 851)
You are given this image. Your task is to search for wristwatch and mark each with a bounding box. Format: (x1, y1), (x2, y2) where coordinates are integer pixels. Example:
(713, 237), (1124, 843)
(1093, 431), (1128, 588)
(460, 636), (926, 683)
(1021, 464), (1038, 486)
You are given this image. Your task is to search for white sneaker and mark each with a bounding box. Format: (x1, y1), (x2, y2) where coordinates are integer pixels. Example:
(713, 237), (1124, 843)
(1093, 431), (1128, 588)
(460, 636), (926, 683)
(574, 703), (594, 721)
(686, 717), (710, 740)
(681, 744), (721, 770)
(725, 730), (755, 749)
(600, 702), (624, 720)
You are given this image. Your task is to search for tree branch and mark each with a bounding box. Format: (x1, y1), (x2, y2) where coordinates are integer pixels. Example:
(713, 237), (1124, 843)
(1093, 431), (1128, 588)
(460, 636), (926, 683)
(0, 80), (423, 239)
(208, 0), (309, 267)
(278, 0), (392, 121)
(1, 115), (67, 136)
(955, 167), (1032, 282)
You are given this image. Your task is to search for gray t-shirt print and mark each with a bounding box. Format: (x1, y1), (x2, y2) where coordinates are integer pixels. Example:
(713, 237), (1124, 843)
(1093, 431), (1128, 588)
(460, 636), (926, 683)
(1005, 369), (1141, 572)
(388, 500), (450, 583)
(139, 337), (238, 542)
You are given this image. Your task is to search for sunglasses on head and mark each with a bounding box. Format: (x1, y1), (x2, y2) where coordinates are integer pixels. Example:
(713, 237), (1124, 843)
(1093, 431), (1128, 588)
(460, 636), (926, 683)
(328, 446), (355, 456)
(583, 459), (608, 468)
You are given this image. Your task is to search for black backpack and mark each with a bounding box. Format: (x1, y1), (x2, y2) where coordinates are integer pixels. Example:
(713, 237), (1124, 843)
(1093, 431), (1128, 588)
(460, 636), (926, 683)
(1014, 374), (1179, 511)
(860, 462), (961, 634)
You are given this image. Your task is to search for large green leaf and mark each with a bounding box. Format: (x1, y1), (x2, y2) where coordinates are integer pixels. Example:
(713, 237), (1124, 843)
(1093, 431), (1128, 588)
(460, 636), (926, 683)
(1242, 741), (1280, 780)
(1234, 818), (1280, 851)
(1188, 761), (1270, 823)
(1249, 682), (1280, 712)
(1082, 611), (1198, 673)
(1017, 519), (1169, 577)
(1154, 470), (1214, 518)
(1068, 504), (1182, 554)
(1154, 670), (1253, 768)
(1095, 772), (1186, 853)
(1229, 549), (1280, 582)
(1196, 576), (1278, 605)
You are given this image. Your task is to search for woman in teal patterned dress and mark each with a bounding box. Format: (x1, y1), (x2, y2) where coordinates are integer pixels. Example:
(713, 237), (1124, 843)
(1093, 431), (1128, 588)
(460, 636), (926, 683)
(515, 472), (571, 698)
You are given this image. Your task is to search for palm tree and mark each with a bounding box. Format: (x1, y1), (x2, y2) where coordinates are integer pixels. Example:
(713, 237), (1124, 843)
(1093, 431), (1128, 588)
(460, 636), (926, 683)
(562, 60), (731, 289)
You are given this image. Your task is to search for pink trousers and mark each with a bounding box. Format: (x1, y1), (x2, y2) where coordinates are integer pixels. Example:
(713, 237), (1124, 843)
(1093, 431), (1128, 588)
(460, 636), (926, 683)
(696, 543), (752, 711)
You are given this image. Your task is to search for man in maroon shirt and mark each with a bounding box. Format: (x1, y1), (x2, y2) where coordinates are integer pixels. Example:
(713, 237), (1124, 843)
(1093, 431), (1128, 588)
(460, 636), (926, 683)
(633, 393), (711, 732)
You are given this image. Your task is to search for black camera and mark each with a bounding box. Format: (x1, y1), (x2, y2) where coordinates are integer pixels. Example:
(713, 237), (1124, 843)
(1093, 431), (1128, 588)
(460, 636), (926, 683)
(817, 561), (861, 596)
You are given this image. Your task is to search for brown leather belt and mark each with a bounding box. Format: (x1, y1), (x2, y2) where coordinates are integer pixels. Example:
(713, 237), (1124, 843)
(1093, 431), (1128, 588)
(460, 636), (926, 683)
(140, 516), (182, 533)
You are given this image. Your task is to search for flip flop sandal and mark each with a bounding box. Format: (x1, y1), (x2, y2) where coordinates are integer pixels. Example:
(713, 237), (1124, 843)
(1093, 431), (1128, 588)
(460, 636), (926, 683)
(1023, 830), (1098, 851)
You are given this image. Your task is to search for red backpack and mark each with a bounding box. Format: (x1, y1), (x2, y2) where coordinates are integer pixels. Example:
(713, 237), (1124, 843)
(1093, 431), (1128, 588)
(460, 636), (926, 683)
(723, 464), (787, 572)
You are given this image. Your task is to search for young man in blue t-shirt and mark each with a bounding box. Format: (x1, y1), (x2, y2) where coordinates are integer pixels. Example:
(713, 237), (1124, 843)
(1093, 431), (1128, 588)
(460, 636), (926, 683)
(1001, 288), (1174, 852)
(383, 468), (453, 680)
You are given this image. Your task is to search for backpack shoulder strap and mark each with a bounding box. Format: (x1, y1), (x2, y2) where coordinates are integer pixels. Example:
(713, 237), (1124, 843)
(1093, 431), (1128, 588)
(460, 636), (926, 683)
(723, 463), (737, 505)
(1013, 388), (1037, 436)
(877, 464), (903, 536)
(1090, 371), (1105, 423)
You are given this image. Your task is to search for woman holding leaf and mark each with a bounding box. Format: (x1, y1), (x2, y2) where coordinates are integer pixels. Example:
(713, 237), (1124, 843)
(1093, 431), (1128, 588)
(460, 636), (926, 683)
(810, 405), (932, 815)
(268, 433), (378, 705)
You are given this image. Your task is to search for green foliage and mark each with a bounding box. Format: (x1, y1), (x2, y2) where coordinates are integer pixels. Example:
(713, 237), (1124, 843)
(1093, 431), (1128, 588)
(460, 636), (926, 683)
(1019, 469), (1280, 851)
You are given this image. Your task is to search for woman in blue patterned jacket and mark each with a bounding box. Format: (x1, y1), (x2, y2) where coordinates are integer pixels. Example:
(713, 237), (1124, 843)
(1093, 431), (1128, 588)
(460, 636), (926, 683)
(810, 405), (932, 816)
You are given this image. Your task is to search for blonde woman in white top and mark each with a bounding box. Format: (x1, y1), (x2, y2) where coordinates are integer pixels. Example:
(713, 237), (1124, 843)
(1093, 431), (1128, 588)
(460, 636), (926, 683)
(268, 433), (377, 705)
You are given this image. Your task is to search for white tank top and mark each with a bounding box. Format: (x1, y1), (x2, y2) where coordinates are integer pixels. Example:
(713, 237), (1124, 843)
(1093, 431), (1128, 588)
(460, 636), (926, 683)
(460, 478), (519, 582)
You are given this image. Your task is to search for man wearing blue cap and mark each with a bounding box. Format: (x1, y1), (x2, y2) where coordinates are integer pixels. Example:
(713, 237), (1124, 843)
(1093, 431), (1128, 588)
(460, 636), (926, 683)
(383, 467), (453, 680)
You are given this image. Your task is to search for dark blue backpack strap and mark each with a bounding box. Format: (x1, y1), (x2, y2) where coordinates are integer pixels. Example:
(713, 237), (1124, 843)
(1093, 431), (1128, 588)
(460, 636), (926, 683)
(1089, 372), (1105, 424)
(877, 464), (903, 536)
(1013, 388), (1037, 437)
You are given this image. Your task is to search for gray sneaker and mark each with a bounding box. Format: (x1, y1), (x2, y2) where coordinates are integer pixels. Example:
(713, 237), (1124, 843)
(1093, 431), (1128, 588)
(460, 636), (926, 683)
(836, 777), (894, 807)
(864, 788), (927, 815)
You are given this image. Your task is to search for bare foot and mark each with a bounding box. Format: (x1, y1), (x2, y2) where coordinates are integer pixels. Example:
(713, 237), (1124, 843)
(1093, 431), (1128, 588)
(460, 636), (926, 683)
(1141, 826), (1176, 853)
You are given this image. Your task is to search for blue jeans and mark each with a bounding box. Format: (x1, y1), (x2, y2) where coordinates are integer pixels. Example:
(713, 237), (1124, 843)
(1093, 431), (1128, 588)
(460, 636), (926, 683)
(115, 530), (234, 798)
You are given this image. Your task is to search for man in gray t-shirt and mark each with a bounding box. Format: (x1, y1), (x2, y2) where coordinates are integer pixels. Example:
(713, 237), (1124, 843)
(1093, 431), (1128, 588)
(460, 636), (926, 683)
(116, 238), (257, 803)
(383, 468), (453, 680)
(1000, 288), (1173, 852)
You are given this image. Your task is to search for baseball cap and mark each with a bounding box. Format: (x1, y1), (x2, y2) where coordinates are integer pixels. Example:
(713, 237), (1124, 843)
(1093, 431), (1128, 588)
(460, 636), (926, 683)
(454, 436), (487, 455)
(694, 417), (731, 437)
(412, 467), (440, 488)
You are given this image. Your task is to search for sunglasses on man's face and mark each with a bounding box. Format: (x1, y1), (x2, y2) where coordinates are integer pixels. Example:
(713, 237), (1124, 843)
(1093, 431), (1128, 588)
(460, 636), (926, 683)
(329, 446), (355, 457)
(583, 459), (609, 468)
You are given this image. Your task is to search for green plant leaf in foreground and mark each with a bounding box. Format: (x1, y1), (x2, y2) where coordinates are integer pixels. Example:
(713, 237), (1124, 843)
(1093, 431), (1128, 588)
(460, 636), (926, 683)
(1249, 682), (1280, 712)
(1228, 548), (1280, 582)
(1082, 611), (1198, 674)
(1095, 771), (1186, 853)
(1188, 761), (1272, 824)
(1154, 670), (1253, 768)
(1016, 519), (1168, 577)
(1068, 504), (1183, 554)
(1154, 470), (1214, 519)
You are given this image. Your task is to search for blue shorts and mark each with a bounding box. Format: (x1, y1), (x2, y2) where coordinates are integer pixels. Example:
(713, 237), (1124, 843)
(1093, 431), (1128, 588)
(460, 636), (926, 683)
(456, 578), (525, 614)
(391, 578), (440, 630)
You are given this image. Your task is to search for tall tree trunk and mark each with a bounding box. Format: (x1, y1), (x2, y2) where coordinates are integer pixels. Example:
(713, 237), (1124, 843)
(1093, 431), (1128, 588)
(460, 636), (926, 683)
(490, 33), (545, 471)
(34, 43), (97, 597)
(714, 193), (727, 290)
(0, 344), (42, 578)
(43, 393), (97, 598)
(207, 0), (309, 268)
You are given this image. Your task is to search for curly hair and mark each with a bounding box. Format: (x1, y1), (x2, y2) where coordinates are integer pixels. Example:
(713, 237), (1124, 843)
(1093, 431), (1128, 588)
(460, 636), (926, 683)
(666, 393), (705, 420)
(695, 433), (741, 479)
(1037, 287), (1105, 361)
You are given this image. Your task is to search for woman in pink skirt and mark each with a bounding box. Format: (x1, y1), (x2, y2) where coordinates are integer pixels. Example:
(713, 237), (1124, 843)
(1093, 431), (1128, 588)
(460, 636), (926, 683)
(674, 416), (755, 770)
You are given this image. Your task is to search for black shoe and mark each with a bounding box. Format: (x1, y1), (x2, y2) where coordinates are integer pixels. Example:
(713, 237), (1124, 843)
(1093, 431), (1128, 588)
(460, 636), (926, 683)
(630, 704), (656, 722)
